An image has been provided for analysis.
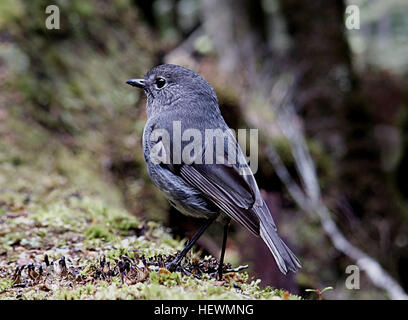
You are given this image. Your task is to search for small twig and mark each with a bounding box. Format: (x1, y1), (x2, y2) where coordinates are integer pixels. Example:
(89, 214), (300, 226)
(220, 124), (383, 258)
(225, 265), (248, 273)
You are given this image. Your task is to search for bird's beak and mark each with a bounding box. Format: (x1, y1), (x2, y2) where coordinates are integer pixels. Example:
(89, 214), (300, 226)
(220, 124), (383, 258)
(126, 78), (145, 89)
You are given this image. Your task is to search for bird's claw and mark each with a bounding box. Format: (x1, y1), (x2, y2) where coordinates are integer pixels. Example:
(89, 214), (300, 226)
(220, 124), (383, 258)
(165, 260), (179, 272)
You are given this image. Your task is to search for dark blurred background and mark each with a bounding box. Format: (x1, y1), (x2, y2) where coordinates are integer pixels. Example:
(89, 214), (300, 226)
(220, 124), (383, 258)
(1, 0), (408, 299)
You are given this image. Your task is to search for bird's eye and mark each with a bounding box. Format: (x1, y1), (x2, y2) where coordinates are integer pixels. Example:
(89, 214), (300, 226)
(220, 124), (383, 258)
(154, 77), (166, 89)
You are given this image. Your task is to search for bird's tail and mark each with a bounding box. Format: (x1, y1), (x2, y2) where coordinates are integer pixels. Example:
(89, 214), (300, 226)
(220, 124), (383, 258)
(259, 219), (301, 275)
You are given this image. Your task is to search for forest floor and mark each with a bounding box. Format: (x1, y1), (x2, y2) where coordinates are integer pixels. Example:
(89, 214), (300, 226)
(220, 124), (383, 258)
(0, 109), (299, 300)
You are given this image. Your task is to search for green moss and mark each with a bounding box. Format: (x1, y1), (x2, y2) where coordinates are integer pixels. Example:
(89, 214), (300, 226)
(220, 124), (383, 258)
(106, 247), (135, 260)
(0, 278), (12, 292)
(85, 225), (115, 241)
(0, 0), (24, 29)
(109, 216), (140, 234)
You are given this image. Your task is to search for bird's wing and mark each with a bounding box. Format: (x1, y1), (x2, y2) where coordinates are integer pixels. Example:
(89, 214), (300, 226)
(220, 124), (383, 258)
(164, 129), (268, 235)
(177, 163), (261, 235)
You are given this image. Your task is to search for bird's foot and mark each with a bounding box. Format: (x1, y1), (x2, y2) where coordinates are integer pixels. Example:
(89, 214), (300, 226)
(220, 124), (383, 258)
(165, 258), (181, 272)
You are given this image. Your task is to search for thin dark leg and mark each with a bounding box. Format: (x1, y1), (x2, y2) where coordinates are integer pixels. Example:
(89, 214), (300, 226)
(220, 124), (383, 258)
(167, 214), (218, 270)
(218, 222), (229, 280)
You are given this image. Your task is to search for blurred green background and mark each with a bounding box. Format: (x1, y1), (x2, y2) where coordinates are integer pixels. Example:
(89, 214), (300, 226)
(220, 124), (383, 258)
(1, 0), (408, 299)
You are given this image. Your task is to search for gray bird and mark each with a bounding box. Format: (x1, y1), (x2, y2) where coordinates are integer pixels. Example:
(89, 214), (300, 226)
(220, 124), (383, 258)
(126, 64), (301, 278)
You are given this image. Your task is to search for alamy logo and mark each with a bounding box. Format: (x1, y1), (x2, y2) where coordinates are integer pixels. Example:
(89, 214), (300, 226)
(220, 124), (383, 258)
(148, 121), (258, 175)
(345, 265), (360, 290)
(345, 5), (360, 30)
(45, 5), (60, 30)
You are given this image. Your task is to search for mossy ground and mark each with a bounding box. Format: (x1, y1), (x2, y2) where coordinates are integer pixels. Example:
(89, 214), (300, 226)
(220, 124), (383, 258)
(0, 186), (298, 300)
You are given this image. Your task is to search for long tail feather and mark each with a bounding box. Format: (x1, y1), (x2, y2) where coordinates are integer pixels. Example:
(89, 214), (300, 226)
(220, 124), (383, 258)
(260, 221), (301, 274)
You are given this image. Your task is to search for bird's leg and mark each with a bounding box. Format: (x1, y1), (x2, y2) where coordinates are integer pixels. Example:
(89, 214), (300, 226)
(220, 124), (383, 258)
(218, 222), (229, 281)
(166, 214), (218, 271)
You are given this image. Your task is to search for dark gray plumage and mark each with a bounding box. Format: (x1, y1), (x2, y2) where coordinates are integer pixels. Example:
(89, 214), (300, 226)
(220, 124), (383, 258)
(127, 64), (301, 274)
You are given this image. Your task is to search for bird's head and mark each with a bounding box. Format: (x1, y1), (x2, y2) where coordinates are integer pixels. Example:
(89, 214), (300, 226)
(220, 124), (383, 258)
(126, 64), (217, 116)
